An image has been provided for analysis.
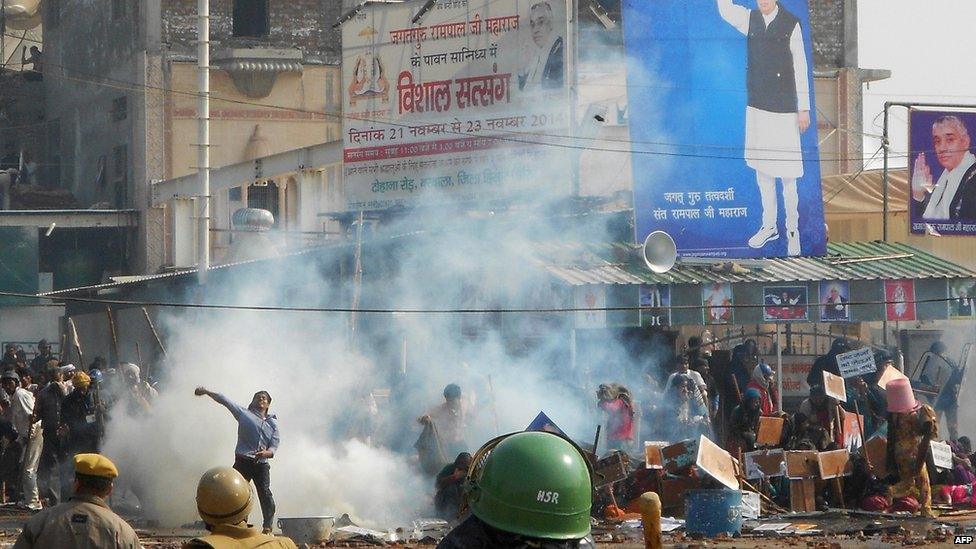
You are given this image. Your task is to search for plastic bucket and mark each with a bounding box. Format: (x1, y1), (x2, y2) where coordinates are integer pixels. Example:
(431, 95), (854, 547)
(684, 489), (743, 537)
(276, 516), (335, 543)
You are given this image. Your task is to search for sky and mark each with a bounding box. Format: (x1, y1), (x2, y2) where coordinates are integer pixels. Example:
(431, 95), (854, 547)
(859, 0), (976, 170)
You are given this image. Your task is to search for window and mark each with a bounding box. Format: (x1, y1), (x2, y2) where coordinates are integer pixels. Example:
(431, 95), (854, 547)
(233, 0), (270, 38)
(111, 96), (128, 121)
(112, 145), (128, 207)
(247, 181), (279, 226)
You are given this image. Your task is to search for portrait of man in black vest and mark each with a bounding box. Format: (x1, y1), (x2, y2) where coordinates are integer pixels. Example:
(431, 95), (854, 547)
(518, 1), (565, 91)
(717, 0), (812, 256)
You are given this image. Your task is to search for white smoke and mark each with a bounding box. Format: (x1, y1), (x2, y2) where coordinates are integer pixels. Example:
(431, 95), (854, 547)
(95, 16), (675, 530)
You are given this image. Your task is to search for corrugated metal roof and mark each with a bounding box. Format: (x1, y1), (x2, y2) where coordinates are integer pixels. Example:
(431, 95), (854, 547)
(542, 240), (976, 286)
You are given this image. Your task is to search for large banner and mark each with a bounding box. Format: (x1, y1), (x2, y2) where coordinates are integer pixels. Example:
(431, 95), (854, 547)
(623, 0), (826, 258)
(909, 109), (976, 236)
(342, 0), (570, 210)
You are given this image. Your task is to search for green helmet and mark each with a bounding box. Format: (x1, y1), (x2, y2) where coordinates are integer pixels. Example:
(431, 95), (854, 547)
(467, 431), (592, 540)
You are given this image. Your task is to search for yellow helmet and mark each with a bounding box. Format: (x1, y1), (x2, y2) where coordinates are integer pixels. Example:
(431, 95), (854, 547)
(196, 467), (253, 526)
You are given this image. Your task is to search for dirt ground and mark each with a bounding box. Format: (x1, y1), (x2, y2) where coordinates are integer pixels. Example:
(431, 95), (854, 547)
(0, 507), (972, 548)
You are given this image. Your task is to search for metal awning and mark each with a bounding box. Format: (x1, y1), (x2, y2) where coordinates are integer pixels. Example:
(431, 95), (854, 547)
(541, 241), (976, 286)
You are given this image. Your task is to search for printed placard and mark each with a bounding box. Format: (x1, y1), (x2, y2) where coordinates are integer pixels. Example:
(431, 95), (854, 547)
(763, 285), (808, 322)
(820, 280), (851, 322)
(836, 347), (876, 379)
(884, 279), (916, 322)
(948, 279), (976, 320)
(931, 440), (953, 470)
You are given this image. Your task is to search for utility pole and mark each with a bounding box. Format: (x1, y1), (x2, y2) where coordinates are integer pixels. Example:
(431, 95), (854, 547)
(196, 0), (211, 283)
(882, 102), (890, 242)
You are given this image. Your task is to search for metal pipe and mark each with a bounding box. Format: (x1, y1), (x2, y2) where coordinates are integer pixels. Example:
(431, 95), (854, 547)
(882, 102), (890, 242)
(197, 0), (211, 284)
(775, 322), (783, 412)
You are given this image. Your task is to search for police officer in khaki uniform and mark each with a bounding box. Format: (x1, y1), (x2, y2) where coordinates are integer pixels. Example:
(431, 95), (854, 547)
(14, 453), (141, 548)
(185, 466), (297, 549)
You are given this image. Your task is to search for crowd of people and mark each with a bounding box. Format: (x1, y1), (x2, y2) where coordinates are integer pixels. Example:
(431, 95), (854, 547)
(593, 336), (971, 519)
(416, 335), (972, 522)
(0, 340), (157, 512)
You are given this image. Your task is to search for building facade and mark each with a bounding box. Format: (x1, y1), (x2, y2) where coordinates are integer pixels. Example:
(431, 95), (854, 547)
(40, 0), (343, 272)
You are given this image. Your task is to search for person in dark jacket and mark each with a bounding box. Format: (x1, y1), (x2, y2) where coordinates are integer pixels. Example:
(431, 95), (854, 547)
(28, 340), (54, 380)
(727, 388), (762, 458)
(33, 365), (66, 506)
(434, 452), (473, 519)
(807, 337), (850, 387)
(62, 372), (100, 456)
(931, 340), (964, 440)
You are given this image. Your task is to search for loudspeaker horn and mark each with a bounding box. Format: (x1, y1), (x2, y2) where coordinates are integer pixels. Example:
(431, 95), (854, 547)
(642, 231), (677, 274)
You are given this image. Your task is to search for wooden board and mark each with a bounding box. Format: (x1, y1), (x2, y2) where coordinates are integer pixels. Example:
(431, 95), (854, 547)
(785, 450), (819, 480)
(644, 441), (668, 470)
(661, 438), (699, 474)
(790, 478), (817, 512)
(696, 435), (740, 490)
(863, 435), (887, 478)
(593, 452), (629, 488)
(817, 449), (853, 480)
(876, 364), (908, 390)
(744, 449), (787, 479)
(823, 371), (847, 402)
(756, 416), (785, 446)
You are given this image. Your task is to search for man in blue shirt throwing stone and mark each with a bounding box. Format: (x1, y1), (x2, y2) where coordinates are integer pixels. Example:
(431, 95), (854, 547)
(195, 386), (280, 534)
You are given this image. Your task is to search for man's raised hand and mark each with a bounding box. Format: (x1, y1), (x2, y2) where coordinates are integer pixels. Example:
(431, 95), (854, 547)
(912, 152), (935, 202)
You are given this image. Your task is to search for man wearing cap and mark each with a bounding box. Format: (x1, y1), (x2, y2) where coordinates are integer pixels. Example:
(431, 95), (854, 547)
(886, 377), (938, 517)
(14, 453), (141, 548)
(118, 363), (157, 415)
(195, 387), (279, 535)
(63, 372), (100, 456)
(28, 340), (54, 380)
(1, 370), (41, 510)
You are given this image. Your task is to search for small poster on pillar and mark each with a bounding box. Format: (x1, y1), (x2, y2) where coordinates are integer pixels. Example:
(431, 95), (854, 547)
(884, 279), (916, 322)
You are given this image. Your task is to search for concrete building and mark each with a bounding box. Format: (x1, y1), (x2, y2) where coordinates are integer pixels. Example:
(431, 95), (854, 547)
(150, 0), (889, 268)
(39, 0), (344, 273)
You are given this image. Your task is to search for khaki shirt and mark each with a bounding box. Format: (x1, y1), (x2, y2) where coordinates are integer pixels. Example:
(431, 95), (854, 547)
(13, 494), (142, 548)
(184, 523), (298, 549)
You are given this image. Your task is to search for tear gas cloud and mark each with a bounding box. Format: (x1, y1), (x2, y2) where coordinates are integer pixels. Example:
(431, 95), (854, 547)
(100, 23), (671, 528)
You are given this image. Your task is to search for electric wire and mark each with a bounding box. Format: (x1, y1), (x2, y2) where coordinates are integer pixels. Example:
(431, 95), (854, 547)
(0, 288), (968, 315)
(0, 30), (926, 163)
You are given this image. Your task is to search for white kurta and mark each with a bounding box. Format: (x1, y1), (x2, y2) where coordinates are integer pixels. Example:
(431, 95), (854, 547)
(718, 1), (810, 178)
(921, 151), (976, 220)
